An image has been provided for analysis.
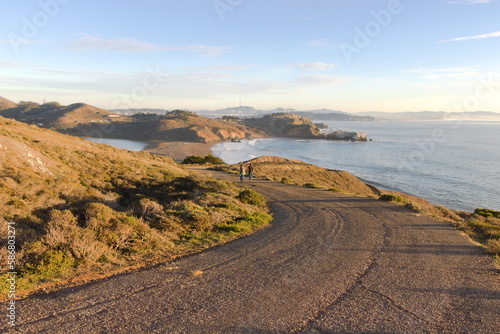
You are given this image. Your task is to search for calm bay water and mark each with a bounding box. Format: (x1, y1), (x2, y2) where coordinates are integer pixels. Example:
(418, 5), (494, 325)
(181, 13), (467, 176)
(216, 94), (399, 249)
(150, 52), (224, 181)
(86, 137), (150, 151)
(212, 121), (500, 212)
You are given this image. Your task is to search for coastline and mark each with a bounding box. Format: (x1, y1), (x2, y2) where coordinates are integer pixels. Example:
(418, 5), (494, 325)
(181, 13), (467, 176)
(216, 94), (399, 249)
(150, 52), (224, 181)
(144, 140), (219, 162)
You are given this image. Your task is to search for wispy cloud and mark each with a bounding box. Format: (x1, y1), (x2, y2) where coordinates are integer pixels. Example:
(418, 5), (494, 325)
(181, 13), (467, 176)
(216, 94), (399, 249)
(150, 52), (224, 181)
(307, 39), (337, 50)
(292, 62), (337, 72)
(68, 34), (233, 56)
(437, 31), (500, 43)
(293, 74), (351, 85)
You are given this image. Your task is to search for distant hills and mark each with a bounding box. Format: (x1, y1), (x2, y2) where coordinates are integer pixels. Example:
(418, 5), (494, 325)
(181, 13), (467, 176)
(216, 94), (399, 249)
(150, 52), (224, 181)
(111, 105), (500, 122)
(0, 98), (367, 143)
(355, 111), (500, 121)
(0, 101), (123, 129)
(1, 97), (499, 144)
(111, 106), (374, 121)
(0, 96), (16, 110)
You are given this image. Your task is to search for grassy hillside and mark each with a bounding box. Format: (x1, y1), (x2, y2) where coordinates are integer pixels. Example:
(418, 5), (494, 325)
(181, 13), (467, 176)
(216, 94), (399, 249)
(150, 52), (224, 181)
(216, 156), (380, 198)
(0, 117), (272, 298)
(70, 110), (268, 143)
(0, 97), (16, 111)
(0, 101), (123, 129)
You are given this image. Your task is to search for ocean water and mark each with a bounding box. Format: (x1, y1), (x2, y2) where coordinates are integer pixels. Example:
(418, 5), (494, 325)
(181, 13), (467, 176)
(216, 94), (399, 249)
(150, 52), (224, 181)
(212, 121), (500, 212)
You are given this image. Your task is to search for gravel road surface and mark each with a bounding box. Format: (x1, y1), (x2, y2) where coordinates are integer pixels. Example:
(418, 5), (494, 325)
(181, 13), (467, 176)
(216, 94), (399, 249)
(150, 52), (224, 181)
(3, 169), (499, 333)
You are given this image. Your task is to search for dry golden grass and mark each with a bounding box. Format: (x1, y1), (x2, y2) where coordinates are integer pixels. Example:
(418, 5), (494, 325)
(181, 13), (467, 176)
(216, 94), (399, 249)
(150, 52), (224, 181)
(0, 117), (272, 299)
(215, 156), (380, 198)
(190, 270), (204, 277)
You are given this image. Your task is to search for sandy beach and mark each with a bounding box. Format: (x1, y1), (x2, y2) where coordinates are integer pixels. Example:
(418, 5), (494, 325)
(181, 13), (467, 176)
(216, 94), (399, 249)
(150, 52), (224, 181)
(144, 141), (219, 162)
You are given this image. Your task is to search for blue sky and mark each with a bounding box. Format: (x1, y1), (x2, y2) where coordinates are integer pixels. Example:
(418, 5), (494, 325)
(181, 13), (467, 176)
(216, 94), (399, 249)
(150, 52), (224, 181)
(1, 0), (499, 112)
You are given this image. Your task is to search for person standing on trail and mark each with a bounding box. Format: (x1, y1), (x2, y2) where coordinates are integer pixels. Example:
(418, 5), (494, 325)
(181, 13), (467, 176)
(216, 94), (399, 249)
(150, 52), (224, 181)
(248, 162), (254, 181)
(239, 163), (245, 182)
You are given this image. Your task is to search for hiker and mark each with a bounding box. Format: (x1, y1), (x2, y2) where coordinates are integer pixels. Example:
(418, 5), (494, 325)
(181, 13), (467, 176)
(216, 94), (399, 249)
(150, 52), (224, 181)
(248, 162), (254, 181)
(239, 163), (245, 182)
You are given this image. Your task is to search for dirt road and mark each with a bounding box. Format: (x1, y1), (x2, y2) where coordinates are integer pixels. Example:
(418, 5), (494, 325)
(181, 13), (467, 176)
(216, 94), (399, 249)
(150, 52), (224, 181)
(3, 170), (499, 333)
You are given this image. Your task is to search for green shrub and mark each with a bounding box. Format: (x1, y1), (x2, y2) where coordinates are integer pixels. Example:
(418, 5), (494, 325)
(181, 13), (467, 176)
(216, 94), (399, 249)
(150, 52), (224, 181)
(474, 208), (500, 219)
(237, 189), (267, 207)
(203, 154), (225, 165)
(304, 183), (322, 189)
(182, 154), (225, 165)
(379, 194), (409, 204)
(25, 250), (75, 280)
(217, 212), (272, 234)
(182, 155), (205, 164)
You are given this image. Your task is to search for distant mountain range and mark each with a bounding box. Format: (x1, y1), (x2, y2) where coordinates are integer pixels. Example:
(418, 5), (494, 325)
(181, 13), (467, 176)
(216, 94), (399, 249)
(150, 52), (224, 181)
(354, 111), (500, 121)
(2, 97), (499, 123)
(112, 106), (375, 121)
(112, 106), (500, 121)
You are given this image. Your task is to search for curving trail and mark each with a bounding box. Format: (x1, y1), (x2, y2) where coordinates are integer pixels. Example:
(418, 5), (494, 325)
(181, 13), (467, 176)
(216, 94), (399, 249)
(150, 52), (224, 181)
(3, 169), (499, 333)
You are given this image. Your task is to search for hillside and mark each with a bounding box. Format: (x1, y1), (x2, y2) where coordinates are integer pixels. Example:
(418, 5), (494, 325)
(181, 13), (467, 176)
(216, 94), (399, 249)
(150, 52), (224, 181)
(294, 110), (375, 121)
(355, 110), (500, 121)
(0, 117), (272, 297)
(242, 113), (321, 138)
(216, 156), (380, 198)
(70, 110), (268, 143)
(0, 97), (16, 110)
(0, 101), (124, 129)
(0, 100), (268, 143)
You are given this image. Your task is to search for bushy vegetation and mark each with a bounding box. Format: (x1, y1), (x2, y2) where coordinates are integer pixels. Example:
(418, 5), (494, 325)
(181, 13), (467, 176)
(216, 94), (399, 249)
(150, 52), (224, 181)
(182, 154), (225, 165)
(215, 157), (379, 198)
(474, 208), (500, 219)
(379, 194), (409, 204)
(0, 118), (271, 298)
(452, 212), (500, 257)
(236, 189), (267, 207)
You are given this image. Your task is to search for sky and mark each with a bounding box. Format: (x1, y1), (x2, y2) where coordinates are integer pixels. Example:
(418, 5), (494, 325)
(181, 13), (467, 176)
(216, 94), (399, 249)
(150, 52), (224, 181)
(1, 0), (500, 113)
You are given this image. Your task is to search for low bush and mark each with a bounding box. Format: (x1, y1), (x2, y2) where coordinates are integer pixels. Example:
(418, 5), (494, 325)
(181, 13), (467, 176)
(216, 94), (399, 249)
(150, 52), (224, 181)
(474, 208), (500, 219)
(379, 194), (409, 204)
(487, 239), (500, 256)
(304, 183), (323, 189)
(182, 154), (225, 165)
(237, 189), (267, 207)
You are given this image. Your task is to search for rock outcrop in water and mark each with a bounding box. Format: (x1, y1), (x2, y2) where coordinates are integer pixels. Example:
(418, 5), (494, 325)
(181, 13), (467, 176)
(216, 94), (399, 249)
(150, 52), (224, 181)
(242, 113), (368, 141)
(320, 130), (368, 141)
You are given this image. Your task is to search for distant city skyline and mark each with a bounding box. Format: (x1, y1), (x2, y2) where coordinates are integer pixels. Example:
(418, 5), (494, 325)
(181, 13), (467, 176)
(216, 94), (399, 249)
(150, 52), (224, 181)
(1, 0), (500, 113)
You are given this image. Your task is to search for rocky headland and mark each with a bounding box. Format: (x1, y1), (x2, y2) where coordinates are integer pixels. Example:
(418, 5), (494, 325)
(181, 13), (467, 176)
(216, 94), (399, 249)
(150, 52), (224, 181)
(241, 113), (368, 141)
